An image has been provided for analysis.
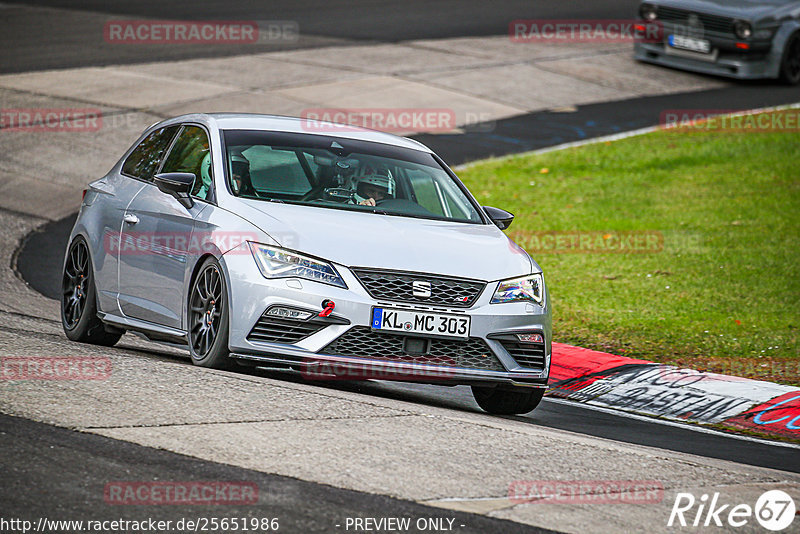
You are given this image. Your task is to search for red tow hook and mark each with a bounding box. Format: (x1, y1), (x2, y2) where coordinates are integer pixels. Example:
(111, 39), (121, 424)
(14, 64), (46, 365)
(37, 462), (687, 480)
(318, 299), (335, 317)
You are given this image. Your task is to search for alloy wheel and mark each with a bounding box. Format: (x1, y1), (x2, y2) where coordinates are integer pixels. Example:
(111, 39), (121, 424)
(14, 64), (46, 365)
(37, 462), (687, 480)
(62, 240), (89, 329)
(190, 264), (224, 357)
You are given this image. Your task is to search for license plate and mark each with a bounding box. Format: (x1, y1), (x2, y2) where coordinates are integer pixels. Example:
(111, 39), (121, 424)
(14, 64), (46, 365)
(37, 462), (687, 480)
(668, 34), (711, 54)
(371, 308), (470, 339)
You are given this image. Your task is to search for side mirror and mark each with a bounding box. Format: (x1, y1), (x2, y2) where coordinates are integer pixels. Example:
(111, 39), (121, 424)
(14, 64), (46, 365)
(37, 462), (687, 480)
(154, 172), (195, 209)
(483, 206), (514, 230)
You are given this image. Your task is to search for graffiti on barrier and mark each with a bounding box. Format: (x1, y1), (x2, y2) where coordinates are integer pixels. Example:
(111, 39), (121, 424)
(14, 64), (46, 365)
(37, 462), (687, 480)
(549, 364), (792, 424)
(723, 392), (800, 438)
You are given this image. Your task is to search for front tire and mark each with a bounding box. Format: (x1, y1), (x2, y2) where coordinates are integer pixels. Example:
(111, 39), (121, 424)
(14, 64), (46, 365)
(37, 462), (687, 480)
(61, 237), (122, 346)
(779, 33), (800, 85)
(471, 385), (545, 415)
(188, 257), (232, 369)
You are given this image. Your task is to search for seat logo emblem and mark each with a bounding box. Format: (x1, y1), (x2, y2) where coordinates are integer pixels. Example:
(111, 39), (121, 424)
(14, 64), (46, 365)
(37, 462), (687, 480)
(412, 281), (432, 298)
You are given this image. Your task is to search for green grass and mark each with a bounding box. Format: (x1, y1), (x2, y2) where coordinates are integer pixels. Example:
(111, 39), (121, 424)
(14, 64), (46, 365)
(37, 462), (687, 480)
(459, 111), (800, 383)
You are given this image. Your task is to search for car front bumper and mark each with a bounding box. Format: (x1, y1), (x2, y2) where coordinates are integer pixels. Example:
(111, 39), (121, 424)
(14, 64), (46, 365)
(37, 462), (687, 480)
(221, 249), (551, 388)
(634, 41), (779, 80)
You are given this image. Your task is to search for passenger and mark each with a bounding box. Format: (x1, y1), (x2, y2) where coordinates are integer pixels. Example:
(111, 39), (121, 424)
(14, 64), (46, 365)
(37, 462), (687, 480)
(194, 153), (212, 200)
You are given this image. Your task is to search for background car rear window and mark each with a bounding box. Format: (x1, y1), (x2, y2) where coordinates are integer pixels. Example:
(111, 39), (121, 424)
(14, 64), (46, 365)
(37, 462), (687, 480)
(160, 125), (212, 200)
(121, 125), (180, 182)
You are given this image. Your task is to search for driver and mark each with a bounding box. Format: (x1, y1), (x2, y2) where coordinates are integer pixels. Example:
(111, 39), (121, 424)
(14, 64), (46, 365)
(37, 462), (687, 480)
(354, 171), (395, 206)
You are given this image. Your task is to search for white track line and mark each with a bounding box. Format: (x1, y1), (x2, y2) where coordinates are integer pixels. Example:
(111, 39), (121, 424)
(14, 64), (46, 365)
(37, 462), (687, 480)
(544, 397), (800, 450)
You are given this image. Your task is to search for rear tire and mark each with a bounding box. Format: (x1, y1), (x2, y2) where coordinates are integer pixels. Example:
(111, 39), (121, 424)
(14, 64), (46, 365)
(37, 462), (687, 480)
(188, 257), (232, 369)
(471, 385), (545, 415)
(61, 237), (122, 346)
(779, 33), (800, 85)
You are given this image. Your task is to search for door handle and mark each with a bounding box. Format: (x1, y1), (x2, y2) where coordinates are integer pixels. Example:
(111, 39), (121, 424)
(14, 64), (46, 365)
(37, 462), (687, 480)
(123, 213), (139, 225)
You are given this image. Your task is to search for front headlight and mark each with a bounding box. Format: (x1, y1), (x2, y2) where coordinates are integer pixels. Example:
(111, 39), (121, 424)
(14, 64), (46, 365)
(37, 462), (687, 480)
(733, 20), (753, 39)
(640, 3), (658, 21)
(491, 273), (544, 305)
(248, 242), (346, 288)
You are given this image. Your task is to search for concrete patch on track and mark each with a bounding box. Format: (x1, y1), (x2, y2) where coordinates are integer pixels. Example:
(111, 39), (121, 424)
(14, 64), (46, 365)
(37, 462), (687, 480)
(549, 343), (800, 442)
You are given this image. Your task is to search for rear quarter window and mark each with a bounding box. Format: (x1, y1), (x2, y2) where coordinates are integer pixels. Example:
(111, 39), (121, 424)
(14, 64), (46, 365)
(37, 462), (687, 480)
(121, 125), (180, 182)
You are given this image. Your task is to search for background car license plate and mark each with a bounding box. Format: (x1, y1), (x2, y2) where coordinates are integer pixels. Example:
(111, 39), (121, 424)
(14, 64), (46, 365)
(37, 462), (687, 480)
(371, 308), (470, 339)
(668, 34), (711, 54)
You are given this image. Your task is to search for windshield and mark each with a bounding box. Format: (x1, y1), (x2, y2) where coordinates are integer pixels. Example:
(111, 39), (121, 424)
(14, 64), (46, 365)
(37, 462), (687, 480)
(222, 130), (483, 223)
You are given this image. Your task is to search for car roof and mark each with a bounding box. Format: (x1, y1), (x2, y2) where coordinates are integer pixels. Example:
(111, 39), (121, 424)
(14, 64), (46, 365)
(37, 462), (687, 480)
(159, 113), (434, 153)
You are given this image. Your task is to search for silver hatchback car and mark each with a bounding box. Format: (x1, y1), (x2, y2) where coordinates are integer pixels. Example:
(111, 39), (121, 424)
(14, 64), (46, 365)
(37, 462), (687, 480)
(61, 113), (551, 415)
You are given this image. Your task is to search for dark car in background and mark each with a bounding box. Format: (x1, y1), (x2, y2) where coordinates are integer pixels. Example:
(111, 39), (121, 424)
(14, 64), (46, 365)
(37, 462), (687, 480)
(634, 0), (800, 84)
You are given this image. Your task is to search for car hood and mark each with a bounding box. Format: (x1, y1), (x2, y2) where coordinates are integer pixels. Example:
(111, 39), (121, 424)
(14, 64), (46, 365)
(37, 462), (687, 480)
(655, 0), (799, 23)
(235, 200), (536, 282)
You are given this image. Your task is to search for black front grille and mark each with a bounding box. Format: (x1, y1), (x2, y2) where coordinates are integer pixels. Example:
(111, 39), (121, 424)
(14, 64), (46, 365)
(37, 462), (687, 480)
(498, 340), (546, 370)
(657, 6), (734, 35)
(352, 269), (485, 308)
(322, 326), (505, 371)
(489, 333), (546, 370)
(248, 316), (326, 344)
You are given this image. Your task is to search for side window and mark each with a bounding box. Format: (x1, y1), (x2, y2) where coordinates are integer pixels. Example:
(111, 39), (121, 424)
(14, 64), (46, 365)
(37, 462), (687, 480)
(160, 125), (212, 201)
(407, 169), (445, 216)
(121, 125), (180, 182)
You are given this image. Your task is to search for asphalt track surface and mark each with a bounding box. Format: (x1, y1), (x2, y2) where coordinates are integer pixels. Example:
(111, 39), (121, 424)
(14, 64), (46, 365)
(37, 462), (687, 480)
(0, 413), (555, 533)
(5, 0), (800, 528)
(1, 0), (640, 72)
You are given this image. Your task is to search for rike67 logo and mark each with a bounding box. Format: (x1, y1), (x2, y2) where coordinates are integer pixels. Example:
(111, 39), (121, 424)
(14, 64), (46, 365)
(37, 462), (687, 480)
(668, 490), (796, 531)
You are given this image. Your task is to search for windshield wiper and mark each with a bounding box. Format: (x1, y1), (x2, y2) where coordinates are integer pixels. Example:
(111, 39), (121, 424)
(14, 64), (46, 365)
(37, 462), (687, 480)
(369, 208), (424, 219)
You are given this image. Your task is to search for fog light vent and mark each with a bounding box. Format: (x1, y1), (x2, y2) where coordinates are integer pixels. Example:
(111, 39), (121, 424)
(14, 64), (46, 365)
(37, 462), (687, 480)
(266, 307), (313, 321)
